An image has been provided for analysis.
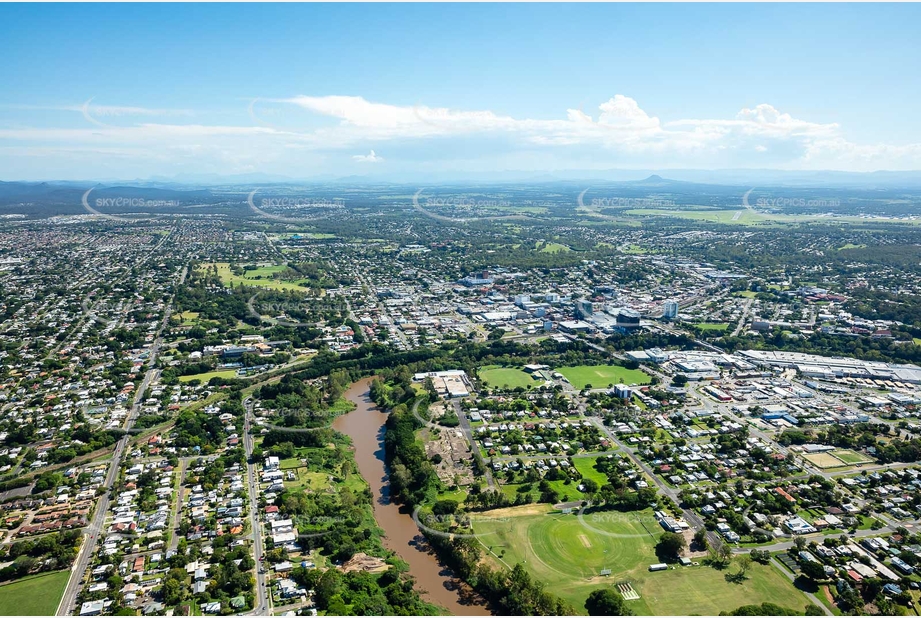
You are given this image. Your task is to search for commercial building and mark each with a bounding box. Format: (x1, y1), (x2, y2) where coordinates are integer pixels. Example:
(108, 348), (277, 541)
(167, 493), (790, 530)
(575, 299), (594, 320)
(662, 300), (679, 319)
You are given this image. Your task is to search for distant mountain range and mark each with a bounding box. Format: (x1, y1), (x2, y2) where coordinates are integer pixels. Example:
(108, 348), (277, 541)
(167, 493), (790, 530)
(2, 170), (921, 218)
(6, 168), (921, 189)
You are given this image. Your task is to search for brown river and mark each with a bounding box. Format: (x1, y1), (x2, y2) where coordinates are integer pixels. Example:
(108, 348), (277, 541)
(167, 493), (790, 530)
(335, 378), (490, 616)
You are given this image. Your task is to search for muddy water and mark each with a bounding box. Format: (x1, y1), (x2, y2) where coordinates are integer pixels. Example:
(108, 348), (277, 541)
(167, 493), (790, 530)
(335, 378), (490, 616)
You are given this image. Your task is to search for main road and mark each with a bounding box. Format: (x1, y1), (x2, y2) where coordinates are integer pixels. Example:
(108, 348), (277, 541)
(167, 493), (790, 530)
(243, 397), (271, 615)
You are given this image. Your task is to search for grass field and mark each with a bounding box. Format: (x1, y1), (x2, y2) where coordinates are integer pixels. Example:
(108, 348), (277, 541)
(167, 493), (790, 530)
(0, 570), (71, 615)
(692, 322), (730, 332)
(625, 208), (773, 225)
(479, 365), (535, 390)
(280, 461), (329, 493)
(471, 505), (812, 615)
(557, 365), (651, 390)
(202, 262), (315, 291)
(803, 452), (850, 469)
(831, 449), (874, 465)
(179, 369), (239, 383)
(539, 242), (571, 253)
(176, 311), (200, 323)
(572, 457), (610, 486)
(733, 291), (758, 298)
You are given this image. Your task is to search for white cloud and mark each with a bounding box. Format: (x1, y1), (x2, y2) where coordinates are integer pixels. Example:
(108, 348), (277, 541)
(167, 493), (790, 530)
(3, 94), (921, 172)
(353, 149), (383, 163)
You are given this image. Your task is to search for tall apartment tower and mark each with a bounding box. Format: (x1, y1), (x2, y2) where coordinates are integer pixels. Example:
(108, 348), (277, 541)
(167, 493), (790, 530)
(663, 300), (679, 319)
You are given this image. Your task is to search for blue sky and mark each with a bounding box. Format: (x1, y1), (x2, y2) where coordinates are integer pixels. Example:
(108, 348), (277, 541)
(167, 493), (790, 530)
(2, 3), (920, 180)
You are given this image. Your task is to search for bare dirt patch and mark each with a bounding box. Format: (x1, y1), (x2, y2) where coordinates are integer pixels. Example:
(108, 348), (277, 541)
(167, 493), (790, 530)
(339, 552), (389, 574)
(471, 503), (554, 519)
(803, 452), (849, 469)
(421, 418), (475, 486)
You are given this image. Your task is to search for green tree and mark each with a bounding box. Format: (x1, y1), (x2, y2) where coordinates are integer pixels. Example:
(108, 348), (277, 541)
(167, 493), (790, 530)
(585, 589), (632, 616)
(693, 529), (709, 550)
(656, 532), (687, 560)
(803, 603), (824, 615)
(800, 560), (826, 581)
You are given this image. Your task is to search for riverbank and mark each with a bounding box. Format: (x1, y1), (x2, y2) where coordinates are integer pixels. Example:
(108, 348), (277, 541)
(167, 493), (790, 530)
(336, 378), (490, 616)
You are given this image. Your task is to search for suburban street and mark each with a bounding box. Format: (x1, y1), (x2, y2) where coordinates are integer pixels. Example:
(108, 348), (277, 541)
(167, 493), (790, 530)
(243, 397), (271, 615)
(55, 263), (179, 616)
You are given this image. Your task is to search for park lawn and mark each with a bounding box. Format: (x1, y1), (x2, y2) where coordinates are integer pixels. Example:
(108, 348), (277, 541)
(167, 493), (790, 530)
(498, 481), (582, 503)
(693, 322), (730, 332)
(557, 365), (651, 390)
(202, 262), (315, 291)
(280, 457), (301, 470)
(733, 291), (758, 298)
(179, 369), (239, 383)
(832, 449), (874, 465)
(478, 365), (536, 390)
(539, 242), (571, 253)
(285, 468), (329, 493)
(471, 506), (812, 615)
(0, 570), (71, 615)
(177, 311), (200, 323)
(803, 452), (850, 469)
(436, 488), (469, 504)
(624, 208), (772, 225)
(572, 457), (610, 487)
